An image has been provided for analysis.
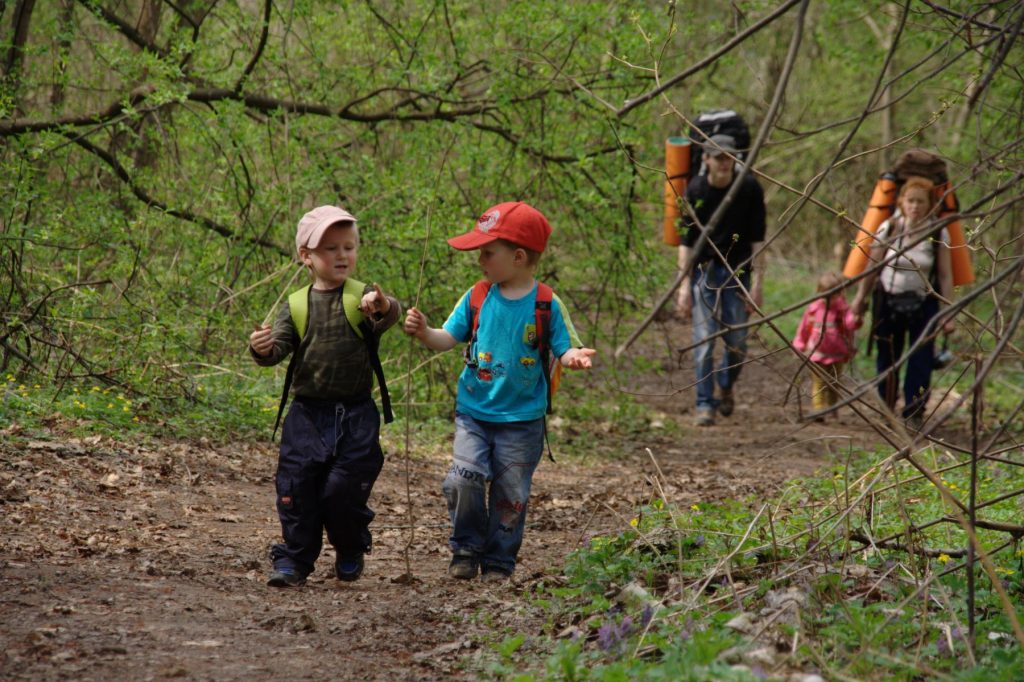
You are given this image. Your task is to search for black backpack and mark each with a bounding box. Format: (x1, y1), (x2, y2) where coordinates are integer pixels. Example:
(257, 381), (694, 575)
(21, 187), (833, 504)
(688, 109), (751, 179)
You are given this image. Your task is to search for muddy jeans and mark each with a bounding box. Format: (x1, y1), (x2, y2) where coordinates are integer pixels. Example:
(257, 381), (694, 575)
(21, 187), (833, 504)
(443, 413), (544, 575)
(271, 397), (384, 577)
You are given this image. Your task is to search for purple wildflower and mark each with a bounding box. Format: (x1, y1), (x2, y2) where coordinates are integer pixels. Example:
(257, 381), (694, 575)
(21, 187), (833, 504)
(597, 622), (617, 651)
(640, 604), (654, 629)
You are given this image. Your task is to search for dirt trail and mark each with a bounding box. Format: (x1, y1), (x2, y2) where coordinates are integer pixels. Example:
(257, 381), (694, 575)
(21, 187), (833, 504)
(1, 320), (894, 680)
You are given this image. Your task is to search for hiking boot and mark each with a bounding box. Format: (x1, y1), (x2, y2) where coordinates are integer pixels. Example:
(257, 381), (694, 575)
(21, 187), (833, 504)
(448, 555), (479, 580)
(905, 413), (925, 432)
(480, 566), (512, 583)
(267, 568), (306, 588)
(718, 389), (735, 417)
(336, 554), (364, 582)
(694, 407), (715, 427)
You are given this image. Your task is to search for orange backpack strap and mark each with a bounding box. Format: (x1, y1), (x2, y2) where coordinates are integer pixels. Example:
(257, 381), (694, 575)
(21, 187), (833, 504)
(534, 283), (556, 415)
(464, 280), (493, 367)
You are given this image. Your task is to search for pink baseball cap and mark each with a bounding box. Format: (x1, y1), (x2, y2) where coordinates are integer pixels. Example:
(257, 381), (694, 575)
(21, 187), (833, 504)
(447, 201), (551, 253)
(295, 205), (357, 254)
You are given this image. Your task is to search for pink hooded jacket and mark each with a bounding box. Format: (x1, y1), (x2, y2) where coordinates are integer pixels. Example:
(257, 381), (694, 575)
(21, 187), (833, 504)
(793, 296), (861, 365)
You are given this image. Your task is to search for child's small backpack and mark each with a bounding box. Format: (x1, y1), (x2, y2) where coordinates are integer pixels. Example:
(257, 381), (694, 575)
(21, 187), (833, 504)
(272, 277), (393, 438)
(464, 280), (562, 414)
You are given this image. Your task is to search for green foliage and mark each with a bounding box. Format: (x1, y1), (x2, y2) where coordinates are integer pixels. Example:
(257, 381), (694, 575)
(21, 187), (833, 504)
(4, 0), (1021, 438)
(505, 444), (1024, 679)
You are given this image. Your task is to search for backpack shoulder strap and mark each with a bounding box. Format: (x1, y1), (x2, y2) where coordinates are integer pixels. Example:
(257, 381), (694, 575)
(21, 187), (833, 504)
(288, 285), (312, 340)
(469, 280), (492, 337)
(275, 285), (312, 438)
(534, 283), (556, 416)
(344, 276), (394, 423)
(464, 280), (492, 366)
(342, 277), (366, 339)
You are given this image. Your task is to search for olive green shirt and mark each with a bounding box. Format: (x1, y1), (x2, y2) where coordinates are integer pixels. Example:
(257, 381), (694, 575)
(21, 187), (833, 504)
(252, 283), (400, 402)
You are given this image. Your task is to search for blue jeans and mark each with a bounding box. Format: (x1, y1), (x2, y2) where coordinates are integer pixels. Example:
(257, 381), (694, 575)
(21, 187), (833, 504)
(691, 262), (751, 410)
(443, 413), (544, 574)
(271, 398), (384, 577)
(874, 296), (939, 418)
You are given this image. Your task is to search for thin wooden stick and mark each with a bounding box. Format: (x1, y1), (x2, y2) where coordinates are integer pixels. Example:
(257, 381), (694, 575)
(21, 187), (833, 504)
(401, 135), (458, 579)
(260, 264), (305, 327)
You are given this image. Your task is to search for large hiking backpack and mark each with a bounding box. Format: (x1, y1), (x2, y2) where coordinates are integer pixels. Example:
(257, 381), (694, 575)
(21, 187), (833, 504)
(688, 109), (751, 179)
(843, 148), (973, 286)
(272, 277), (393, 438)
(464, 280), (561, 414)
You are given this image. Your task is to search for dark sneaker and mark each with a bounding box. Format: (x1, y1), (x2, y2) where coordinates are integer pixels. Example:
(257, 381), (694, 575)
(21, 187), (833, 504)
(267, 568), (305, 587)
(448, 555), (479, 580)
(336, 554), (364, 582)
(719, 389), (735, 417)
(694, 407), (715, 427)
(905, 413), (925, 432)
(480, 566), (512, 583)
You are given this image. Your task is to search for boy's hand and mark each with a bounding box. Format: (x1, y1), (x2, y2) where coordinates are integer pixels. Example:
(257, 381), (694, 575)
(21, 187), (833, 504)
(250, 325), (274, 357)
(560, 347), (596, 369)
(359, 283), (391, 317)
(403, 307), (429, 338)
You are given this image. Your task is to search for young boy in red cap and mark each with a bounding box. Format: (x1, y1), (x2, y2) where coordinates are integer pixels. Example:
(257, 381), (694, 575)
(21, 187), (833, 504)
(404, 201), (595, 581)
(250, 205), (400, 587)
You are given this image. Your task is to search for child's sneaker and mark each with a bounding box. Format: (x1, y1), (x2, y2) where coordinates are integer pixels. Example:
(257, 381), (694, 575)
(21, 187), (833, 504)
(336, 554), (364, 582)
(448, 555), (479, 580)
(267, 568), (305, 587)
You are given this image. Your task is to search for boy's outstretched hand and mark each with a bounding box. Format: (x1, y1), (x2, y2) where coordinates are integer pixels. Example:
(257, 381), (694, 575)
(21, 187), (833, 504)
(560, 347), (596, 369)
(403, 307), (428, 338)
(250, 324), (274, 357)
(359, 283), (391, 317)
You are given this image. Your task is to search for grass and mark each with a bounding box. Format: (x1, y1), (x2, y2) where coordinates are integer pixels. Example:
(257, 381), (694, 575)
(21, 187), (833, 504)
(482, 444), (1024, 680)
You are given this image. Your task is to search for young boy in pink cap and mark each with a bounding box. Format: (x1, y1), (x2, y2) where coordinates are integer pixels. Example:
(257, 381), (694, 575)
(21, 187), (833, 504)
(249, 205), (400, 587)
(404, 201), (595, 581)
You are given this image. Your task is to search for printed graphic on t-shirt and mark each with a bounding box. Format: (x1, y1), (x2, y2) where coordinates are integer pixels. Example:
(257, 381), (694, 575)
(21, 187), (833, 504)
(523, 323), (537, 345)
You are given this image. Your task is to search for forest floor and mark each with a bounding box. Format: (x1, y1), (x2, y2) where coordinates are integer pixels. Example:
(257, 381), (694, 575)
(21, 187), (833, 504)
(0, 317), (938, 680)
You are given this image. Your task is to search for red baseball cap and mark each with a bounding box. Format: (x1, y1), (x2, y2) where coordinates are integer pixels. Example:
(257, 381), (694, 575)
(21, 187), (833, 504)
(447, 201), (551, 253)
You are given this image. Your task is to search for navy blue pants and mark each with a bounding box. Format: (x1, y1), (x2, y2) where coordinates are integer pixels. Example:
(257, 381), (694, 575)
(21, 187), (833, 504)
(874, 296), (939, 419)
(271, 398), (384, 577)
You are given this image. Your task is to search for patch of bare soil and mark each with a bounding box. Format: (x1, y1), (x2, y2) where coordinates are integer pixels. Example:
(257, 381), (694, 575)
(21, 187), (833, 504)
(1, 319), (900, 680)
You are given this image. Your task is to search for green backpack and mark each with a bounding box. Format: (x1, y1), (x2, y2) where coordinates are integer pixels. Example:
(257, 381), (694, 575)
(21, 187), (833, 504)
(273, 277), (393, 437)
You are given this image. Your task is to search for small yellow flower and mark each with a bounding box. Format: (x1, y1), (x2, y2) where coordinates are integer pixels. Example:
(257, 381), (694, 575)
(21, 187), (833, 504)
(690, 504), (700, 512)
(106, 403), (114, 409)
(18, 384), (25, 390)
(91, 386), (100, 392)
(5, 374), (14, 381)
(938, 553), (951, 564)
(995, 567), (1014, 576)
(132, 416), (139, 422)
(33, 384), (40, 389)
(122, 406), (130, 412)
(629, 518), (639, 528)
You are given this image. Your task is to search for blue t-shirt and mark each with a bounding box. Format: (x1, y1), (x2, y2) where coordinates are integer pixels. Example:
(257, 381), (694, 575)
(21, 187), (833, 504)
(443, 282), (581, 422)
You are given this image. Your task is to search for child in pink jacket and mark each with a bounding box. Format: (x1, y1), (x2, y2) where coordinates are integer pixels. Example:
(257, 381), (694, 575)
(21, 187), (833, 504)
(793, 272), (862, 415)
